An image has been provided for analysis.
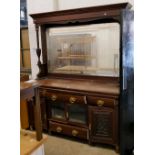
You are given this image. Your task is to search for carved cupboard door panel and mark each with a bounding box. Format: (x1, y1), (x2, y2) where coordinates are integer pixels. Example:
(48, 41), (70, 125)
(89, 106), (115, 144)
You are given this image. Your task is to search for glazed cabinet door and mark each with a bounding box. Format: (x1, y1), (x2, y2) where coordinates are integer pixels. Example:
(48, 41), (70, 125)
(68, 103), (88, 125)
(89, 106), (115, 144)
(46, 98), (67, 122)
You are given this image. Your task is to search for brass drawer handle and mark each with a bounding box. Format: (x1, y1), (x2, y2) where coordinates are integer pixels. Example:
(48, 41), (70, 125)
(104, 12), (107, 16)
(72, 130), (78, 136)
(56, 126), (62, 133)
(69, 97), (76, 104)
(51, 95), (57, 101)
(97, 100), (104, 106)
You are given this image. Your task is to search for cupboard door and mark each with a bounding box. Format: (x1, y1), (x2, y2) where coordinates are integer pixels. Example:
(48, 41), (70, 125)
(68, 103), (87, 125)
(89, 106), (115, 144)
(47, 98), (67, 121)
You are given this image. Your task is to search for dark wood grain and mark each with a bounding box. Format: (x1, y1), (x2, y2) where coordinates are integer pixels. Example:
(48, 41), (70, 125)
(49, 121), (88, 140)
(20, 82), (42, 141)
(89, 106), (116, 144)
(34, 87), (43, 140)
(30, 3), (131, 25)
(87, 96), (117, 108)
(28, 3), (133, 153)
(30, 3), (130, 80)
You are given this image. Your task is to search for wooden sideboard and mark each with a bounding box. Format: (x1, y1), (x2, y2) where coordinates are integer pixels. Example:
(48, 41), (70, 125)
(28, 3), (134, 154)
(25, 78), (119, 152)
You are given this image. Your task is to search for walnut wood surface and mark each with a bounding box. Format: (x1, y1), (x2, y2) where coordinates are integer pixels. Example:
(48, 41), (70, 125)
(20, 82), (42, 141)
(89, 106), (116, 145)
(87, 96), (117, 108)
(24, 78), (119, 150)
(27, 3), (129, 151)
(30, 3), (131, 25)
(20, 130), (47, 155)
(24, 78), (119, 97)
(49, 121), (88, 140)
(34, 88), (43, 140)
(20, 100), (29, 129)
(40, 89), (86, 105)
(30, 3), (131, 80)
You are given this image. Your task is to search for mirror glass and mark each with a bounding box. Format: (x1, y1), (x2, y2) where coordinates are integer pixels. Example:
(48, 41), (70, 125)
(46, 23), (120, 77)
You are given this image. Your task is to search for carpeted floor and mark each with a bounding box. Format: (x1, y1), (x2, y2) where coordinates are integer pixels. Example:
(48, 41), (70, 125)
(44, 134), (119, 155)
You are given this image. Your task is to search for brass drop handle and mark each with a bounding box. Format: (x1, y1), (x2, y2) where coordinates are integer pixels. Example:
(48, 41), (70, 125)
(51, 95), (57, 101)
(69, 97), (76, 104)
(97, 100), (104, 106)
(56, 126), (62, 133)
(72, 130), (78, 136)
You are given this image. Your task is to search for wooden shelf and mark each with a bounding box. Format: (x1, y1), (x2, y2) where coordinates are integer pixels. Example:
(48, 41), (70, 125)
(55, 65), (96, 71)
(54, 65), (119, 72)
(57, 36), (95, 43)
(58, 55), (95, 59)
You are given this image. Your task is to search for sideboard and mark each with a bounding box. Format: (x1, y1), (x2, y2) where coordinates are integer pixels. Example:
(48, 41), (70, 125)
(28, 2), (134, 154)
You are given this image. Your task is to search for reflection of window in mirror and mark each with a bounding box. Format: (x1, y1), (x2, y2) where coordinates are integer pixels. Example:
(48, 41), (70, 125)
(20, 27), (31, 77)
(46, 23), (120, 77)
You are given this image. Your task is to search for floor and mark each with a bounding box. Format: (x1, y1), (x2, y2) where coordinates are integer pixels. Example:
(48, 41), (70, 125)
(44, 134), (119, 155)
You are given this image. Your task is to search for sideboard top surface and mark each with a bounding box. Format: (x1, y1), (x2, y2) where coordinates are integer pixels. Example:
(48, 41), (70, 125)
(24, 78), (119, 97)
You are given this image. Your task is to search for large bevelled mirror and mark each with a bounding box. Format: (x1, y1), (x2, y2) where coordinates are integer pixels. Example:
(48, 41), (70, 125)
(46, 23), (120, 77)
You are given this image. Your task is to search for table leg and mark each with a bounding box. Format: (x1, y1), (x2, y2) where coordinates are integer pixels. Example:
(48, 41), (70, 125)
(34, 87), (42, 141)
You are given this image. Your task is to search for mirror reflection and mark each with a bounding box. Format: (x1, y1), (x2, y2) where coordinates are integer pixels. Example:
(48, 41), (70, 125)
(46, 23), (120, 77)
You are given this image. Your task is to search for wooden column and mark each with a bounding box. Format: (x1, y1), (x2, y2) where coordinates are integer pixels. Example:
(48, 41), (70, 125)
(40, 25), (47, 64)
(34, 87), (42, 141)
(35, 25), (42, 78)
(35, 24), (47, 78)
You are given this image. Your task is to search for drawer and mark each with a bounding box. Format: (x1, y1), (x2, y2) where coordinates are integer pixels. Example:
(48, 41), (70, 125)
(39, 89), (62, 101)
(87, 96), (117, 108)
(64, 94), (86, 105)
(49, 121), (88, 140)
(40, 89), (86, 104)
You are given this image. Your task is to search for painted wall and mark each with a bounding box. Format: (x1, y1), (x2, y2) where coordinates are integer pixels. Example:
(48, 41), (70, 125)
(27, 0), (133, 79)
(27, 0), (59, 79)
(58, 0), (133, 10)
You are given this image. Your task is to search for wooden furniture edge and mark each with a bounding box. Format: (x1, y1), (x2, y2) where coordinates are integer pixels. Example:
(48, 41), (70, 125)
(20, 129), (48, 155)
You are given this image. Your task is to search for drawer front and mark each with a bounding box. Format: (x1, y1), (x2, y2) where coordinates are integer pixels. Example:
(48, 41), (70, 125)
(40, 89), (86, 104)
(87, 96), (116, 108)
(49, 121), (88, 139)
(39, 89), (65, 102)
